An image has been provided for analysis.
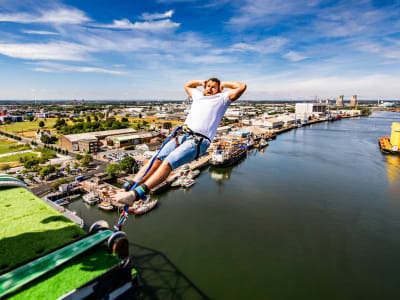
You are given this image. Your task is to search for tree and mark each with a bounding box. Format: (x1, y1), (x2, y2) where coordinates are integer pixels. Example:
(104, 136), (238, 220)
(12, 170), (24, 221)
(40, 135), (57, 144)
(38, 121), (45, 128)
(106, 164), (121, 178)
(40, 165), (56, 178)
(75, 154), (83, 160)
(119, 156), (137, 174)
(94, 115), (98, 122)
(86, 116), (91, 122)
(26, 115), (34, 121)
(121, 117), (128, 123)
(81, 154), (92, 167)
(23, 158), (40, 169)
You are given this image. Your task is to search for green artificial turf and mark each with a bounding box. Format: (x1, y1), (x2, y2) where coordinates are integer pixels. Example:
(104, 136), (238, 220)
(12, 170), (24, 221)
(0, 187), (85, 274)
(7, 247), (121, 300)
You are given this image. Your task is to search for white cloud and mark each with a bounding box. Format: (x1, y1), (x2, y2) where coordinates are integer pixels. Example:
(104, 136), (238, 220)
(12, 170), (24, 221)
(227, 0), (320, 27)
(30, 62), (126, 74)
(0, 7), (90, 24)
(283, 51), (307, 62)
(22, 30), (58, 35)
(0, 42), (92, 61)
(246, 74), (400, 100)
(213, 37), (288, 55)
(94, 18), (180, 31)
(141, 10), (174, 21)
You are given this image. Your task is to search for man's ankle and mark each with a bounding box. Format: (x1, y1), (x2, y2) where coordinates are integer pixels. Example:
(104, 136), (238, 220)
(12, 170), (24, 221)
(133, 184), (150, 200)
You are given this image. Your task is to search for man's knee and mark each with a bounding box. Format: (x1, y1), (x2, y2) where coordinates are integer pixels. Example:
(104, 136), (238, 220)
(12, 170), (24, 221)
(160, 159), (172, 171)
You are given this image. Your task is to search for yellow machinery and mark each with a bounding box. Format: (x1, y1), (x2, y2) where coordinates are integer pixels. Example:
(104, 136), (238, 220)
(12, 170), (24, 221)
(390, 122), (400, 149)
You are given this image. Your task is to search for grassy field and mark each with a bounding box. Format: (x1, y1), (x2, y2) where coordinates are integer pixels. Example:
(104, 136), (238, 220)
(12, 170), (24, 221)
(114, 116), (183, 128)
(0, 138), (30, 155)
(0, 152), (38, 163)
(0, 119), (57, 132)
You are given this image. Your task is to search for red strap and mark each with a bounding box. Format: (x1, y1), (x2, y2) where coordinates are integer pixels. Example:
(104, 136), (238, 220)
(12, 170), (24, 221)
(175, 136), (179, 147)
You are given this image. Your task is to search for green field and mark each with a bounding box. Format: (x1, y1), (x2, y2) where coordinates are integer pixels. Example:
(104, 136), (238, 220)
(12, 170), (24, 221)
(0, 120), (57, 133)
(0, 152), (37, 163)
(0, 139), (30, 155)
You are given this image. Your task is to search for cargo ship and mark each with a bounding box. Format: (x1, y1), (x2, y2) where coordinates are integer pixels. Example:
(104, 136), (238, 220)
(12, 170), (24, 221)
(379, 122), (400, 154)
(210, 142), (247, 167)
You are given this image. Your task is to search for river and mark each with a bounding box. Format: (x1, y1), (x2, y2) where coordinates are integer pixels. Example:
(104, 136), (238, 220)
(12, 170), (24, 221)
(67, 110), (400, 299)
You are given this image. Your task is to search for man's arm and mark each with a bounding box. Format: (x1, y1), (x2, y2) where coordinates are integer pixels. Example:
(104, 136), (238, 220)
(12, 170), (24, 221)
(220, 81), (246, 102)
(184, 80), (205, 98)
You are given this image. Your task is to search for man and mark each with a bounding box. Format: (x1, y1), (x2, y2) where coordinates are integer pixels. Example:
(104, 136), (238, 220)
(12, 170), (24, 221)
(112, 78), (246, 205)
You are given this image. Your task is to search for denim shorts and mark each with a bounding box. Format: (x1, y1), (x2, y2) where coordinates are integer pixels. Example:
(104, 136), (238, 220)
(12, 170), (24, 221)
(158, 134), (210, 170)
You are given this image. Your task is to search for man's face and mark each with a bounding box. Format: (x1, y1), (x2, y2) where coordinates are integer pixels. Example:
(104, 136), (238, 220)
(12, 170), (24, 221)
(204, 81), (219, 96)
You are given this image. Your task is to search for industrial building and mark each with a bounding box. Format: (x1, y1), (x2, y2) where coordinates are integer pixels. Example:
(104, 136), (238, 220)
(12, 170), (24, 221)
(110, 132), (161, 148)
(336, 95), (344, 106)
(59, 128), (136, 152)
(0, 115), (24, 122)
(350, 95), (358, 107)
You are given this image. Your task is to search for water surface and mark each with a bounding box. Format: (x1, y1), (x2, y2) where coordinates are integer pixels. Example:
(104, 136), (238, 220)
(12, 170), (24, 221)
(68, 111), (400, 299)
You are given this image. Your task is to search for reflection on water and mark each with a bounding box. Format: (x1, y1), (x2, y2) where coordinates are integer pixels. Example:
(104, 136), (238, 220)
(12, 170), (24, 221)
(386, 155), (400, 183)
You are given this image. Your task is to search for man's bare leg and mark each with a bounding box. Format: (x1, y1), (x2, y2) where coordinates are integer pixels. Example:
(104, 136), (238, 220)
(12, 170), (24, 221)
(133, 158), (162, 184)
(143, 160), (172, 190)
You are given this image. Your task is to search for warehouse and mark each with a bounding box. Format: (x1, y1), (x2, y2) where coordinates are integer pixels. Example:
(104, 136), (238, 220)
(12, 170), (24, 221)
(59, 128), (136, 152)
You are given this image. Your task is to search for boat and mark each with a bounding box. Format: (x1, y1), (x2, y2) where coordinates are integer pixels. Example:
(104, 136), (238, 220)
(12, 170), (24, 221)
(379, 123), (400, 154)
(68, 194), (81, 201)
(246, 139), (255, 149)
(83, 192), (100, 205)
(134, 199), (158, 215)
(98, 201), (114, 211)
(258, 139), (269, 149)
(186, 169), (200, 179)
(171, 178), (183, 187)
(181, 178), (195, 188)
(55, 199), (70, 206)
(210, 143), (247, 167)
(128, 200), (145, 213)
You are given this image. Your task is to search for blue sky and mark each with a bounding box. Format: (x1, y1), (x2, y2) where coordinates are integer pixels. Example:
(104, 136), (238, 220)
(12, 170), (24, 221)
(0, 0), (399, 100)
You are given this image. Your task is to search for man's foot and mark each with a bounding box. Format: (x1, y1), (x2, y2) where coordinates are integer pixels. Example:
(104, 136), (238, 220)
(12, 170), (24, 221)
(111, 190), (136, 206)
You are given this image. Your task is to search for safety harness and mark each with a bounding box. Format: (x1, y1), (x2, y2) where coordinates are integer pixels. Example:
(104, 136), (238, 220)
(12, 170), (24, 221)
(115, 125), (210, 231)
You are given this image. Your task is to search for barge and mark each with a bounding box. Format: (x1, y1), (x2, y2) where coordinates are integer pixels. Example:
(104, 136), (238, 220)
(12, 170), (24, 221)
(379, 122), (400, 154)
(210, 142), (247, 167)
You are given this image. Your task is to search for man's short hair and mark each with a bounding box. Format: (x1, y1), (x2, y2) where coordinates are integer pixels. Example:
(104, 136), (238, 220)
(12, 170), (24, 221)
(207, 77), (220, 89)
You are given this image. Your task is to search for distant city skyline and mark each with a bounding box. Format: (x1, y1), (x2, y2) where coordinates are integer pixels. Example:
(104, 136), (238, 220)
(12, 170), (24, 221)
(0, 0), (399, 100)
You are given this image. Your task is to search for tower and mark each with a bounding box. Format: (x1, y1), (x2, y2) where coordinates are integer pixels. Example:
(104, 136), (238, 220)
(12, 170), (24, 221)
(350, 95), (357, 107)
(336, 95), (344, 106)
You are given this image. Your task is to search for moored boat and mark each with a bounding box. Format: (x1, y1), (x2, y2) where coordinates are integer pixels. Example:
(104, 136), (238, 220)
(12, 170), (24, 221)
(83, 192), (100, 205)
(55, 199), (70, 206)
(258, 139), (269, 149)
(186, 169), (200, 179)
(171, 178), (183, 187)
(210, 143), (247, 167)
(98, 201), (114, 211)
(181, 178), (195, 188)
(134, 199), (158, 215)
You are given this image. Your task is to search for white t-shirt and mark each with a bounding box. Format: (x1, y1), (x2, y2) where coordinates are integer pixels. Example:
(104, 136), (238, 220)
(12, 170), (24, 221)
(184, 89), (231, 141)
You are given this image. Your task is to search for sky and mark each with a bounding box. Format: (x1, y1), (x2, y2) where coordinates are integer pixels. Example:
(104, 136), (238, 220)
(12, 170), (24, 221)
(0, 0), (399, 100)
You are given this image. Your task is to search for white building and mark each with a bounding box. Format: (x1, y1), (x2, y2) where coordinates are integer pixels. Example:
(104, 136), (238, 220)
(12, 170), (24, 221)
(252, 118), (283, 129)
(295, 103), (327, 120)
